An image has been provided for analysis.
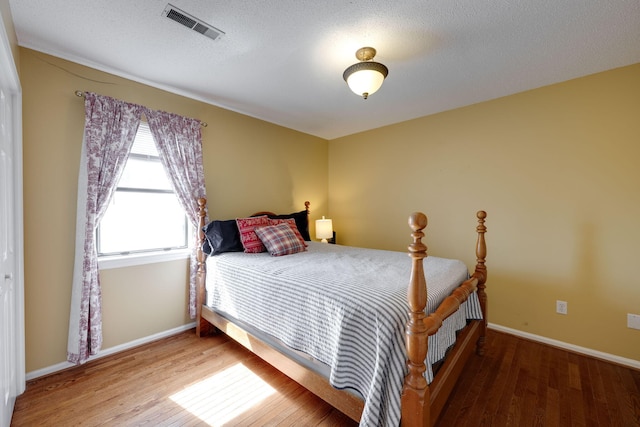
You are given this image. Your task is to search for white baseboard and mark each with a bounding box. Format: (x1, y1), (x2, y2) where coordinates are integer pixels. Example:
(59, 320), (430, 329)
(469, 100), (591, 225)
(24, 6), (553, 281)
(26, 322), (638, 381)
(26, 322), (196, 381)
(489, 323), (640, 370)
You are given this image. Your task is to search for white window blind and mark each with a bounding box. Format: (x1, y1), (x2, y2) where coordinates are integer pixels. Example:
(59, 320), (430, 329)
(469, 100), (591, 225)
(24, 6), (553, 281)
(97, 122), (188, 256)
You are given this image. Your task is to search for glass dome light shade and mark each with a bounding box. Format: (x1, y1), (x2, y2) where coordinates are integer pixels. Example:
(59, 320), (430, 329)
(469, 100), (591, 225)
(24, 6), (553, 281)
(343, 61), (388, 99)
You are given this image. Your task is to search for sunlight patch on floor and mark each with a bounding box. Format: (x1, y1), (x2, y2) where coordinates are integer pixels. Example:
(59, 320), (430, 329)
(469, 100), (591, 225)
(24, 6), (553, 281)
(169, 362), (277, 426)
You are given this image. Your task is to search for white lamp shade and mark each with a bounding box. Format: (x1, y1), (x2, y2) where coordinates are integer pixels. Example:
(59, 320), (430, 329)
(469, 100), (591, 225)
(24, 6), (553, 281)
(346, 68), (386, 97)
(315, 216), (333, 240)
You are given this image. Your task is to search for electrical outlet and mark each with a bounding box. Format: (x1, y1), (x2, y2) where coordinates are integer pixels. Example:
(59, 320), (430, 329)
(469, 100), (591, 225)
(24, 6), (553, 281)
(627, 314), (640, 330)
(556, 300), (568, 315)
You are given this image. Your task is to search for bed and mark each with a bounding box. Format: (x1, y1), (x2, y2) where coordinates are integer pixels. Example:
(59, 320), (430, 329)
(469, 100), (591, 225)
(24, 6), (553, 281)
(194, 198), (488, 427)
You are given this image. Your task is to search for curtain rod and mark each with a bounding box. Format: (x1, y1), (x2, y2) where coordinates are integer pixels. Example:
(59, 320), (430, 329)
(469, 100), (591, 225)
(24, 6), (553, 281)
(74, 90), (208, 127)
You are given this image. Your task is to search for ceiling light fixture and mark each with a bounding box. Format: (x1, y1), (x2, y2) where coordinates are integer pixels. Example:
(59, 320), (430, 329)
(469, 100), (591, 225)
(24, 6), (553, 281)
(343, 47), (388, 99)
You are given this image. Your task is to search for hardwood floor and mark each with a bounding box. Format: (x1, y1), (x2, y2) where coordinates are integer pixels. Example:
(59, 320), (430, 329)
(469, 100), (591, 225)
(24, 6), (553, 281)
(12, 329), (640, 426)
(12, 331), (355, 427)
(437, 331), (640, 427)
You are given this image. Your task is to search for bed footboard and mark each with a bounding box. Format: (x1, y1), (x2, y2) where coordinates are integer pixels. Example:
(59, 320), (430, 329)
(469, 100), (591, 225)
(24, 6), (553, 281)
(401, 211), (487, 427)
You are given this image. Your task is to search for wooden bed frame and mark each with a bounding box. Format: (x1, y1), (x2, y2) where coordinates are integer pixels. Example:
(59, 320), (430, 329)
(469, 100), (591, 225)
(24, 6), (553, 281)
(194, 198), (487, 427)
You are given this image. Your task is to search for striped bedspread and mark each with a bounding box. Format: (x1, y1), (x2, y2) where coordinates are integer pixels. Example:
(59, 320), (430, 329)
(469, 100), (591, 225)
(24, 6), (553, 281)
(205, 242), (482, 427)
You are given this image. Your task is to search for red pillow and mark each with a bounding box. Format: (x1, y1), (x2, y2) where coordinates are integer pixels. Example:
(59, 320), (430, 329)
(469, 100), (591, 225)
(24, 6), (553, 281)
(268, 218), (308, 246)
(236, 215), (270, 253)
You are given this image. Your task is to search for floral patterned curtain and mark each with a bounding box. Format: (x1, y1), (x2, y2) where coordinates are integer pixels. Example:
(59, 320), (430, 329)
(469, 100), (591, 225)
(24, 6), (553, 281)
(145, 108), (208, 318)
(68, 92), (143, 364)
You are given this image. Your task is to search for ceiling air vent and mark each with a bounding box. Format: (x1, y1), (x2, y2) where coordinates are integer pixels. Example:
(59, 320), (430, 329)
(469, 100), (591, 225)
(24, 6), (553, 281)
(162, 4), (225, 41)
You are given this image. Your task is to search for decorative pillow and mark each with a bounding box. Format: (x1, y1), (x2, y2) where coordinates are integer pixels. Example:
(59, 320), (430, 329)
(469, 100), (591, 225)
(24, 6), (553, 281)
(268, 218), (308, 246)
(254, 223), (307, 257)
(267, 210), (310, 241)
(202, 219), (244, 256)
(236, 215), (270, 253)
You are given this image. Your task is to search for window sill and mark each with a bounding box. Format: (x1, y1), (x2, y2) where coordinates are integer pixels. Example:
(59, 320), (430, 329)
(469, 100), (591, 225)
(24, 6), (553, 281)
(98, 249), (191, 270)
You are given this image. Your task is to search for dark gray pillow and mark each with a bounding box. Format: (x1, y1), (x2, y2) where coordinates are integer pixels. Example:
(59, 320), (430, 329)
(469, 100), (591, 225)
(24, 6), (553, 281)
(267, 210), (310, 241)
(202, 219), (244, 255)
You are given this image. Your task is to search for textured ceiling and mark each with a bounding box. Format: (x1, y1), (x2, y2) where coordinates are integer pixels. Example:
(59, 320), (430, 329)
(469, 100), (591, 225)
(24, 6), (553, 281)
(9, 0), (640, 139)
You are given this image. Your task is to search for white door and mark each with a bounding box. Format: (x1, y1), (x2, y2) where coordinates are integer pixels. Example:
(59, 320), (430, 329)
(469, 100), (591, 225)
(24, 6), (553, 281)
(0, 17), (25, 427)
(0, 86), (16, 426)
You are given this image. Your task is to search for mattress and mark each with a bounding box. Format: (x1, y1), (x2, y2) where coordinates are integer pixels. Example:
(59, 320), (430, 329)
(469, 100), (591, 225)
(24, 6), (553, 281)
(205, 242), (482, 427)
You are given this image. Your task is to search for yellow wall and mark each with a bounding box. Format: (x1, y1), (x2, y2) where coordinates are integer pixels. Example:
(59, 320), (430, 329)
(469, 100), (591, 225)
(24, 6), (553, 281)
(329, 64), (640, 361)
(20, 48), (328, 372)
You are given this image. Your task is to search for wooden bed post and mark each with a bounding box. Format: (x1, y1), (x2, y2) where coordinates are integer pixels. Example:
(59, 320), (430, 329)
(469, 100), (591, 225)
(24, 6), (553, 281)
(473, 211), (488, 356)
(196, 198), (213, 337)
(304, 200), (311, 239)
(401, 212), (430, 427)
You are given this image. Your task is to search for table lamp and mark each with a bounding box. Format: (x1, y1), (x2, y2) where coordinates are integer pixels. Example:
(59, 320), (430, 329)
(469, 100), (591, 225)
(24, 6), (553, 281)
(315, 216), (333, 243)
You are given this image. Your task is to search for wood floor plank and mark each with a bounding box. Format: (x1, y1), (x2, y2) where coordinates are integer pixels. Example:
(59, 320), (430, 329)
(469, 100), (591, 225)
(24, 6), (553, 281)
(611, 360), (640, 425)
(587, 359), (617, 427)
(553, 346), (575, 426)
(545, 387), (561, 427)
(11, 329), (640, 427)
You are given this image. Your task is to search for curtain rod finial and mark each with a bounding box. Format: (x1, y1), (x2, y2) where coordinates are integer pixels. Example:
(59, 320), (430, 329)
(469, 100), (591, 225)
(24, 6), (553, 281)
(75, 90), (84, 97)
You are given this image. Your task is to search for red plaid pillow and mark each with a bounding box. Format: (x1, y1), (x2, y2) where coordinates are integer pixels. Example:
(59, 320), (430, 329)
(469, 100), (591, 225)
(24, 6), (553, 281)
(268, 218), (308, 247)
(254, 223), (307, 256)
(236, 215), (270, 253)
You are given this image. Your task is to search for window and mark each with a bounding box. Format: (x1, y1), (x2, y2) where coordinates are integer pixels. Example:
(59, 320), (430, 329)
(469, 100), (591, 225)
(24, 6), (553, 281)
(97, 122), (188, 258)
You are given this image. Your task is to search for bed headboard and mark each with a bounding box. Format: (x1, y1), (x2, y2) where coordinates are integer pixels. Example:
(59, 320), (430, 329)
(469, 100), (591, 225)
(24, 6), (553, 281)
(196, 199), (311, 253)
(251, 201), (311, 240)
(252, 201), (311, 218)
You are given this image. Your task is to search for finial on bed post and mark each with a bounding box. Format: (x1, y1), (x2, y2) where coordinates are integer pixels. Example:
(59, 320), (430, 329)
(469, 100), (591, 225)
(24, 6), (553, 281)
(304, 201), (311, 241)
(401, 212), (429, 426)
(473, 210), (488, 355)
(196, 198), (209, 336)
